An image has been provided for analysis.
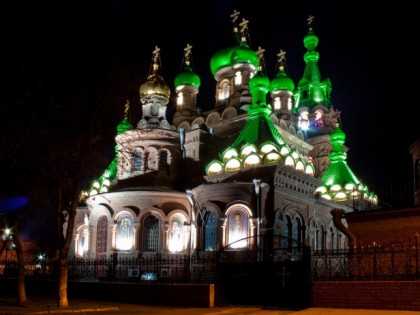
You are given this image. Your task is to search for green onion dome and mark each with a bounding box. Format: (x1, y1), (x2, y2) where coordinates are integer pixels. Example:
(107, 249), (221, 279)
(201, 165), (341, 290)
(329, 124), (347, 161)
(210, 47), (236, 75)
(269, 66), (295, 92)
(210, 42), (259, 76)
(304, 29), (319, 52)
(231, 42), (259, 68)
(249, 68), (270, 105)
(174, 63), (201, 88)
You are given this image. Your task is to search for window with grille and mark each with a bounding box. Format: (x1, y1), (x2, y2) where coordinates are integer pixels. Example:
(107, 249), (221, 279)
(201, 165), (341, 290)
(143, 215), (160, 252)
(133, 151), (142, 172)
(204, 211), (217, 251)
(96, 216), (108, 259)
(159, 150), (168, 171)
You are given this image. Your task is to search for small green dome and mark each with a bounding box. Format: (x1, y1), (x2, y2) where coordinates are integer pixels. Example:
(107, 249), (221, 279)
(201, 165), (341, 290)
(210, 47), (236, 75)
(174, 64), (201, 88)
(231, 43), (259, 69)
(269, 67), (295, 92)
(210, 43), (259, 76)
(249, 70), (270, 104)
(304, 30), (319, 51)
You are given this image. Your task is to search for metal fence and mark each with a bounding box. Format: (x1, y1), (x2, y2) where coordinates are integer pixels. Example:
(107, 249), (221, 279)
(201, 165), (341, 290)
(0, 254), (217, 284)
(312, 237), (420, 280)
(2, 237), (420, 282)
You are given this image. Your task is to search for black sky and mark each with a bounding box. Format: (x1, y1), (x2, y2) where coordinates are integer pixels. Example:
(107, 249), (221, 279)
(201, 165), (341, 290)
(1, 1), (417, 189)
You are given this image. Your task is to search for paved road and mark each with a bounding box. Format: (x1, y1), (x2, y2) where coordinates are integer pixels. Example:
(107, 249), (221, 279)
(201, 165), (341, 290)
(1, 297), (420, 315)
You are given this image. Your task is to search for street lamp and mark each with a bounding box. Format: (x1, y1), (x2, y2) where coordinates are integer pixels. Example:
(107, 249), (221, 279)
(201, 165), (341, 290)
(2, 228), (13, 275)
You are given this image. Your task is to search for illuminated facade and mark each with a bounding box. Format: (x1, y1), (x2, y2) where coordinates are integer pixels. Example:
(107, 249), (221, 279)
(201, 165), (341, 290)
(72, 12), (378, 259)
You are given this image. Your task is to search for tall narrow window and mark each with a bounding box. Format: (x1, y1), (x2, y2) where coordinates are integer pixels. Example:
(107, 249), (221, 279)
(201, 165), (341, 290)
(96, 216), (108, 259)
(177, 92), (184, 106)
(169, 218), (183, 253)
(227, 210), (247, 249)
(116, 216), (133, 251)
(220, 81), (229, 101)
(234, 71), (242, 85)
(159, 150), (168, 171)
(204, 211), (217, 251)
(143, 215), (160, 252)
(292, 217), (302, 244)
(134, 151), (142, 172)
(273, 97), (280, 110)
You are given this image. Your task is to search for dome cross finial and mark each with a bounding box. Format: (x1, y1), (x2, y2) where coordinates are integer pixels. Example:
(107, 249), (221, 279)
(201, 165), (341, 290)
(277, 49), (286, 66)
(152, 46), (160, 63)
(307, 15), (315, 29)
(184, 43), (192, 64)
(230, 9), (240, 24)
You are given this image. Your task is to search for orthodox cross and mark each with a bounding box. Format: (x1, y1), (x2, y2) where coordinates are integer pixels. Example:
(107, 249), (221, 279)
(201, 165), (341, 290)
(277, 49), (286, 67)
(239, 18), (249, 37)
(307, 15), (315, 29)
(278, 265), (291, 288)
(152, 46), (160, 63)
(230, 10), (240, 24)
(184, 43), (192, 63)
(256, 46), (265, 63)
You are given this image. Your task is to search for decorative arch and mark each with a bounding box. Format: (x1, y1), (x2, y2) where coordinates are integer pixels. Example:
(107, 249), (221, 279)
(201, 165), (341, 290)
(222, 107), (238, 120)
(115, 212), (135, 251)
(224, 204), (253, 249)
(206, 112), (221, 125)
(145, 146), (159, 171)
(140, 211), (164, 252)
(177, 121), (191, 132)
(167, 212), (188, 253)
(191, 117), (205, 130)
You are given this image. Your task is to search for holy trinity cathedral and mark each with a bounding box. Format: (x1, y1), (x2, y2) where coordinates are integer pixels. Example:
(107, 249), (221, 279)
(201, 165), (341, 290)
(72, 12), (378, 259)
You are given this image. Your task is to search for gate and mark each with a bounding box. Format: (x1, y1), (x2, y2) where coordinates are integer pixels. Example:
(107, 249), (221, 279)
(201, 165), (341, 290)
(215, 236), (311, 309)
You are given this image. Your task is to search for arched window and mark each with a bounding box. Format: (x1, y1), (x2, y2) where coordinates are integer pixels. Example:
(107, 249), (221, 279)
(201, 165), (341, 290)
(234, 71), (242, 85)
(204, 211), (217, 251)
(177, 92), (184, 106)
(220, 81), (229, 101)
(292, 217), (302, 246)
(169, 218), (183, 253)
(133, 151), (142, 172)
(227, 210), (248, 249)
(76, 225), (88, 257)
(298, 111), (309, 130)
(273, 97), (280, 110)
(143, 215), (160, 252)
(96, 216), (108, 259)
(116, 216), (133, 251)
(159, 150), (168, 171)
(147, 151), (157, 171)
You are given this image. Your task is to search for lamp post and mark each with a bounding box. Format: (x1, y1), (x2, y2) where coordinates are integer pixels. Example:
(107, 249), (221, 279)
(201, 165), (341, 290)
(253, 179), (261, 249)
(2, 228), (12, 275)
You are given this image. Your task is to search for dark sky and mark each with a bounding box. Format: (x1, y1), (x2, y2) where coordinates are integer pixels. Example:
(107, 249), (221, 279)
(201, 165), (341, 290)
(2, 1), (417, 189)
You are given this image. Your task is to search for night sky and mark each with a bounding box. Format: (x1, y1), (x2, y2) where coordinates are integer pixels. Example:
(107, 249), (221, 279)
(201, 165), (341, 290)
(1, 1), (417, 192)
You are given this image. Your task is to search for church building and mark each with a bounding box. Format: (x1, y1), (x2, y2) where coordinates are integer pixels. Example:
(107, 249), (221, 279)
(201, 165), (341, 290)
(72, 12), (378, 260)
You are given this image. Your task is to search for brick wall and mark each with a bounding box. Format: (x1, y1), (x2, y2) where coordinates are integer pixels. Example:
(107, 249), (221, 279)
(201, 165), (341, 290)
(312, 281), (420, 311)
(346, 207), (420, 247)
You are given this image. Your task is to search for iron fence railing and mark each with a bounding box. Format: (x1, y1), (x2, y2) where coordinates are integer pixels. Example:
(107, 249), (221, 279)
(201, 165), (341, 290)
(0, 254), (217, 284)
(2, 237), (420, 283)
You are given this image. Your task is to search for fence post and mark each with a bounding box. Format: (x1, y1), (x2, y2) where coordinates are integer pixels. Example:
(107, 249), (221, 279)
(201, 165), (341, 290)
(416, 234), (419, 279)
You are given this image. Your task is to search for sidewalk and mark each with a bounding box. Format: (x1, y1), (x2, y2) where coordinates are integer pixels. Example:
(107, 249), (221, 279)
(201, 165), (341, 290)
(1, 296), (420, 315)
